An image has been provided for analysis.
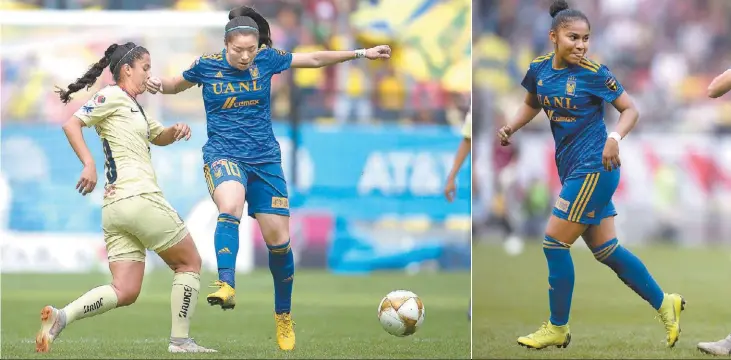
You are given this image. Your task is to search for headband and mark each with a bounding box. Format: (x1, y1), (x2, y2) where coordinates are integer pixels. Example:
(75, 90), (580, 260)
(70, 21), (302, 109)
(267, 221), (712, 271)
(225, 25), (259, 34)
(112, 45), (140, 74)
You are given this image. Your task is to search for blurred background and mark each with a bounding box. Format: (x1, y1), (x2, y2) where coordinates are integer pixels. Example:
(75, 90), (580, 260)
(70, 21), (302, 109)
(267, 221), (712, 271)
(472, 0), (731, 357)
(473, 0), (731, 250)
(0, 1), (471, 356)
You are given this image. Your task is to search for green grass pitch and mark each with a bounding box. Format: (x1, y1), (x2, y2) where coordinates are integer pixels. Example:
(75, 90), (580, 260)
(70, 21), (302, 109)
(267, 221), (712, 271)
(472, 241), (731, 359)
(2, 269), (470, 359)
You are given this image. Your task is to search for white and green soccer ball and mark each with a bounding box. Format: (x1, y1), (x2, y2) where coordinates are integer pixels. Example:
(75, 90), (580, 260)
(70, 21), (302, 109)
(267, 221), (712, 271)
(377, 290), (425, 337)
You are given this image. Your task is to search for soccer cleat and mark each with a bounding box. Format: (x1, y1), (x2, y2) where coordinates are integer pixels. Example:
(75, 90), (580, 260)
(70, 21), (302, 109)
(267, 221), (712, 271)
(275, 312), (296, 351)
(35, 306), (67, 353)
(207, 280), (236, 310)
(697, 334), (731, 356)
(517, 322), (571, 350)
(656, 293), (685, 348)
(168, 338), (218, 353)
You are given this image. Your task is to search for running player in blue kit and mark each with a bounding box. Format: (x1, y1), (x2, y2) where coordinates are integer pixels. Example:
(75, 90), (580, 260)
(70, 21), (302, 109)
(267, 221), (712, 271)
(145, 6), (391, 351)
(497, 0), (684, 350)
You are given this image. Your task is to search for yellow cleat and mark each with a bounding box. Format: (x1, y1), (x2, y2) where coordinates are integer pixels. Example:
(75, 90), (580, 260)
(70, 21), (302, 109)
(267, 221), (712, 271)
(275, 312), (296, 351)
(657, 293), (686, 348)
(207, 280), (236, 310)
(517, 322), (571, 350)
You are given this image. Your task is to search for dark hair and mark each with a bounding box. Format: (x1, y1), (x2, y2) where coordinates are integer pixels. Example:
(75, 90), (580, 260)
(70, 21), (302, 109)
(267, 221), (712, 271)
(56, 42), (149, 104)
(225, 6), (272, 48)
(549, 0), (590, 31)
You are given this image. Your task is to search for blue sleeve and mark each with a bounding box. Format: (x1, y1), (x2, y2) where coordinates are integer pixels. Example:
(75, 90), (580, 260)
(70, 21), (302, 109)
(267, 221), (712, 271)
(263, 47), (293, 74)
(182, 57), (204, 84)
(521, 64), (537, 94)
(588, 65), (624, 104)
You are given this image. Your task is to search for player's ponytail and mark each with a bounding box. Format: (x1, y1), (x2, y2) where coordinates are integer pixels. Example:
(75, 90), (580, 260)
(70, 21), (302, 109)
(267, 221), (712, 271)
(549, 0), (590, 31)
(56, 43), (118, 104)
(226, 6), (273, 48)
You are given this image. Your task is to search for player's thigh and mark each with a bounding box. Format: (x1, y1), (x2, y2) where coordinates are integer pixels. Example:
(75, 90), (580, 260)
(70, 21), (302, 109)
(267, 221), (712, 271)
(246, 162), (290, 245)
(204, 159), (247, 218)
(117, 193), (191, 259)
(102, 202), (147, 264)
(581, 216), (617, 249)
(545, 215), (587, 246)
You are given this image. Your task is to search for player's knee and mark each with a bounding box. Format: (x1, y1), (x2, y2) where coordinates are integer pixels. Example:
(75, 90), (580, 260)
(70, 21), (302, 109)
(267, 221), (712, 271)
(262, 226), (290, 246)
(169, 251), (202, 274)
(213, 182), (245, 218)
(111, 282), (141, 307)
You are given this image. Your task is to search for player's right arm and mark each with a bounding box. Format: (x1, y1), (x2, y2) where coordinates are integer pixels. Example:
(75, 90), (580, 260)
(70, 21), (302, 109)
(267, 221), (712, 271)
(62, 91), (115, 195)
(708, 69), (731, 98)
(146, 58), (201, 95)
(498, 64), (543, 145)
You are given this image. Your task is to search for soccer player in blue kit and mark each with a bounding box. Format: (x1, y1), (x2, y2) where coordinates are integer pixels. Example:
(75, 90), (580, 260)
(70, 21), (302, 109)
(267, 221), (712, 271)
(497, 0), (684, 350)
(145, 6), (391, 351)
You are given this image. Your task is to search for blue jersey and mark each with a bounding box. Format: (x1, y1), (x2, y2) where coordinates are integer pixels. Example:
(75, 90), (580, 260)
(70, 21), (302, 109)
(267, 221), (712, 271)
(183, 47), (293, 164)
(521, 52), (625, 181)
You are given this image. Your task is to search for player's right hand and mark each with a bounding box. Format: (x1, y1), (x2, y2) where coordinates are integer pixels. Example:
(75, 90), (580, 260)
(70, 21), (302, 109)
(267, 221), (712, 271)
(77, 165), (97, 196)
(497, 125), (513, 146)
(146, 77), (163, 94)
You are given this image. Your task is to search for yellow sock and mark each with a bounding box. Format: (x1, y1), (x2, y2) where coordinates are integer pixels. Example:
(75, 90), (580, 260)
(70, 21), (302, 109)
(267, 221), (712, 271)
(170, 272), (200, 339)
(62, 285), (119, 324)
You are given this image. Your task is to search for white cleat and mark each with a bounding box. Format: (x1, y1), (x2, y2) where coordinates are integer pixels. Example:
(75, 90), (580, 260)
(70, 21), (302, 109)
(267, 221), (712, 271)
(698, 334), (731, 356)
(168, 338), (217, 353)
(35, 306), (67, 353)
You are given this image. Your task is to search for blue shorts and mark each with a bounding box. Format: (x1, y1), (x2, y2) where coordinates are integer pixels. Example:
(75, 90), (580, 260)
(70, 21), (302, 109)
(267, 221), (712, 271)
(552, 170), (619, 225)
(203, 159), (289, 219)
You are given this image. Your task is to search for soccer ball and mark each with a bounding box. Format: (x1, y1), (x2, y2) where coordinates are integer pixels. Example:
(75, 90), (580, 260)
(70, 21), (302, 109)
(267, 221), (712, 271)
(377, 290), (425, 336)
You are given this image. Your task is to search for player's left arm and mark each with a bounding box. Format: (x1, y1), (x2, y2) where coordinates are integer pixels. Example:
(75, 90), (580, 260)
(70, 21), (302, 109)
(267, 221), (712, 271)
(708, 69), (731, 98)
(589, 65), (639, 170)
(290, 45), (391, 68)
(149, 119), (191, 146)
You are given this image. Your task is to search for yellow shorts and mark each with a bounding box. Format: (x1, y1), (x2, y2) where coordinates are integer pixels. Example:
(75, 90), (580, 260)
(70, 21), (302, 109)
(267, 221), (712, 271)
(102, 192), (188, 262)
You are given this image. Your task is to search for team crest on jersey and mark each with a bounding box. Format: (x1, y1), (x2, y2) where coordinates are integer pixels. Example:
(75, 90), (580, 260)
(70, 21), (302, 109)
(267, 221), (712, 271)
(271, 197), (289, 209)
(249, 65), (260, 79)
(555, 197), (570, 212)
(93, 94), (106, 104)
(565, 76), (577, 97)
(605, 77), (618, 92)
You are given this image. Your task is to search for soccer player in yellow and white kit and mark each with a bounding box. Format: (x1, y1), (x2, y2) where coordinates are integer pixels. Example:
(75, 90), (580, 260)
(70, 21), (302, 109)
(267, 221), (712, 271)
(36, 42), (215, 354)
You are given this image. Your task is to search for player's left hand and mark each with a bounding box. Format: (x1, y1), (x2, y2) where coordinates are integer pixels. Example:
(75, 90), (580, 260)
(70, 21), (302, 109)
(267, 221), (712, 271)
(365, 45), (391, 60)
(444, 176), (457, 203)
(172, 123), (191, 141)
(602, 138), (621, 171)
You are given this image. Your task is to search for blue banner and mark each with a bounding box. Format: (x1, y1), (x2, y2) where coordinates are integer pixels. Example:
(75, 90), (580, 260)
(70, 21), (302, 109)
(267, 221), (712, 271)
(1, 122), (470, 232)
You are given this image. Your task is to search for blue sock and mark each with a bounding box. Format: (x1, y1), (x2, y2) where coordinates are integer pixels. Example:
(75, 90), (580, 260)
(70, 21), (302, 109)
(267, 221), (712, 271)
(267, 240), (294, 314)
(591, 238), (664, 310)
(215, 213), (240, 289)
(543, 235), (575, 326)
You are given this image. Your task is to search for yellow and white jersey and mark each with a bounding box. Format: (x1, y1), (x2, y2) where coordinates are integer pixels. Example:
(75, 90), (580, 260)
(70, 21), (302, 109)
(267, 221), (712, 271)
(73, 85), (165, 205)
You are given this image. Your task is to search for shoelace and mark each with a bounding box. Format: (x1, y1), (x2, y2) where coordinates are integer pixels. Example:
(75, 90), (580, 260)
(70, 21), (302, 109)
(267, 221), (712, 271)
(276, 315), (295, 338)
(534, 322), (552, 337)
(209, 280), (225, 289)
